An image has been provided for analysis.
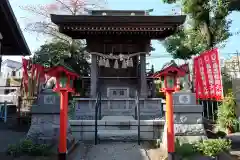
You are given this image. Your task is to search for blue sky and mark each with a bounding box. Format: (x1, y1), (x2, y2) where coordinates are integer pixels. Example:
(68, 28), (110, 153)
(6, 0), (240, 70)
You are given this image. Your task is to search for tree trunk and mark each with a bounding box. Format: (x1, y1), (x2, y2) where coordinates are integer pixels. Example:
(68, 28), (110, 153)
(202, 22), (214, 48)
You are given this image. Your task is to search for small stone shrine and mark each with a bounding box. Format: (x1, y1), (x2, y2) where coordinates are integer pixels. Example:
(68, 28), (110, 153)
(161, 91), (206, 147)
(27, 89), (75, 152)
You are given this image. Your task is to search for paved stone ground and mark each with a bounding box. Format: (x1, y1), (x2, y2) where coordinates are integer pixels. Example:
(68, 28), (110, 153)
(70, 142), (150, 160)
(0, 121), (27, 153)
(0, 119), (28, 160)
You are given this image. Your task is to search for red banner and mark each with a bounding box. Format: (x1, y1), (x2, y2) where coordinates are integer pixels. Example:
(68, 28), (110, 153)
(179, 63), (190, 81)
(193, 48), (223, 100)
(179, 63), (190, 73)
(22, 57), (29, 93)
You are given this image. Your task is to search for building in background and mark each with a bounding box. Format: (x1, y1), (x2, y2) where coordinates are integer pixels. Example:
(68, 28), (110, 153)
(1, 59), (22, 78)
(0, 59), (22, 97)
(223, 56), (240, 78)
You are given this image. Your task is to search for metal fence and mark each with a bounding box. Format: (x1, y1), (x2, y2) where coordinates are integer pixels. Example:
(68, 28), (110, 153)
(198, 99), (221, 122)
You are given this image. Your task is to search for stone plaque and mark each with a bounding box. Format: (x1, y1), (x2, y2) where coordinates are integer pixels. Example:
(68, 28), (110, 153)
(32, 91), (60, 114)
(44, 95), (56, 104)
(179, 94), (190, 104)
(173, 92), (196, 105)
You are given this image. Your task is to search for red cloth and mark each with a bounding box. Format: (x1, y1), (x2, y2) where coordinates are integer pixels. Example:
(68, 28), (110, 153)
(193, 48), (223, 100)
(22, 57), (29, 93)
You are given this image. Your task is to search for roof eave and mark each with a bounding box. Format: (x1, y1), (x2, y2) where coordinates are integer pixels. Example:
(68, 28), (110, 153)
(1, 0), (31, 56)
(51, 14), (186, 26)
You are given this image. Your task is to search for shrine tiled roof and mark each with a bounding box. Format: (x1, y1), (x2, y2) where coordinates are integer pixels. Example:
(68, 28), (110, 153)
(152, 60), (186, 78)
(161, 60), (178, 70)
(57, 61), (77, 74)
(51, 13), (186, 39)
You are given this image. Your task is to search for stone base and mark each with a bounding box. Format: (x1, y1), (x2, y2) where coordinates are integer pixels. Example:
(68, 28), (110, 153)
(27, 114), (75, 153)
(98, 130), (138, 141)
(161, 123), (207, 149)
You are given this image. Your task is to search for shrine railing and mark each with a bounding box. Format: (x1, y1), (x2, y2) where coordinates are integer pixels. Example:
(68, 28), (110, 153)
(134, 91), (140, 145)
(94, 91), (102, 145)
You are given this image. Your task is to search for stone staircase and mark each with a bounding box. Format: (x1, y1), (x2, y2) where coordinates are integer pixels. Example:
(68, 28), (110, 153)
(97, 116), (138, 141)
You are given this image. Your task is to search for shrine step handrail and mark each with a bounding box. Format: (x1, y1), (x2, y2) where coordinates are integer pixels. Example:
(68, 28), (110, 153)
(94, 91), (102, 145)
(134, 91), (140, 145)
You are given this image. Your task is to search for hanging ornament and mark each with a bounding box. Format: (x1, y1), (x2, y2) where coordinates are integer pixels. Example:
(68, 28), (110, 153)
(105, 59), (110, 67)
(122, 59), (127, 69)
(119, 54), (124, 61)
(99, 57), (104, 66)
(127, 58), (133, 67)
(114, 59), (119, 69)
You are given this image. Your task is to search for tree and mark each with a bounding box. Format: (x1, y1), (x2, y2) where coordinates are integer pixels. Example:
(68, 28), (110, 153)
(222, 67), (233, 95)
(162, 0), (232, 59)
(33, 39), (90, 76)
(21, 0), (107, 42)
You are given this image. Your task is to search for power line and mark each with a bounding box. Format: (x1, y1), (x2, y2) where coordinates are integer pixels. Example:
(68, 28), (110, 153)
(146, 52), (240, 59)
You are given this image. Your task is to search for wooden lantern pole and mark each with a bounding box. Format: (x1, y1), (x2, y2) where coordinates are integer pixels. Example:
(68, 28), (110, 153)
(46, 66), (78, 160)
(59, 88), (68, 160)
(165, 88), (175, 160)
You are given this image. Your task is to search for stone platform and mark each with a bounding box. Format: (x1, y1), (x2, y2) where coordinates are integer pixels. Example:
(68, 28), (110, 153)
(161, 92), (207, 148)
(97, 116), (138, 141)
(27, 90), (75, 153)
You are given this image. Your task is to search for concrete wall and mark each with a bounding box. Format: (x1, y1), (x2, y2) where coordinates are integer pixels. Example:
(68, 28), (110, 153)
(98, 79), (138, 98)
(74, 98), (163, 120)
(70, 120), (165, 141)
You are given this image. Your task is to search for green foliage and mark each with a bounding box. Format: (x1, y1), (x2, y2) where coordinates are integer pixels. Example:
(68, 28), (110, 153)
(69, 99), (76, 120)
(6, 139), (51, 157)
(222, 67), (233, 95)
(163, 29), (207, 59)
(175, 139), (196, 158)
(216, 93), (239, 131)
(162, 0), (232, 59)
(7, 144), (20, 157)
(33, 39), (90, 76)
(194, 139), (231, 157)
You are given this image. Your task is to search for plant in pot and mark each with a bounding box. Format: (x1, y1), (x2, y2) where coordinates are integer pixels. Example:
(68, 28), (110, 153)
(216, 93), (239, 134)
(194, 139), (232, 159)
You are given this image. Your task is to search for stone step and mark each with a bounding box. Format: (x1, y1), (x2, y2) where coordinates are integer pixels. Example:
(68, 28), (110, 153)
(226, 133), (240, 149)
(98, 130), (138, 141)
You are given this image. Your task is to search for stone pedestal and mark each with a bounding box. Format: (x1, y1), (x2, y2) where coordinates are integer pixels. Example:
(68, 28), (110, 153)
(27, 90), (75, 153)
(161, 92), (207, 149)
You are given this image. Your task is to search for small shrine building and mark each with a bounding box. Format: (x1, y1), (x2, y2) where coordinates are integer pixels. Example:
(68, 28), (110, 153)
(51, 10), (186, 120)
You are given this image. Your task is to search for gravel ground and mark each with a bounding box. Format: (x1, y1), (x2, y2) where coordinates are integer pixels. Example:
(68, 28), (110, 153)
(71, 142), (150, 160)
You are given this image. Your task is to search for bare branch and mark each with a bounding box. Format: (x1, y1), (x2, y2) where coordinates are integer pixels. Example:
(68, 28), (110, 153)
(21, 0), (107, 40)
(55, 0), (75, 15)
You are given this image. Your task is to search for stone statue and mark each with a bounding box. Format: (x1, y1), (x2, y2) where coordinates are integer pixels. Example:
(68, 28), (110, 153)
(182, 75), (192, 92)
(41, 76), (57, 92)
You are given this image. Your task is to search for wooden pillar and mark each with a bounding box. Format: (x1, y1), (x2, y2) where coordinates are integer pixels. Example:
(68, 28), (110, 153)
(0, 35), (2, 73)
(58, 89), (68, 159)
(90, 54), (97, 97)
(166, 90), (175, 159)
(140, 54), (147, 97)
